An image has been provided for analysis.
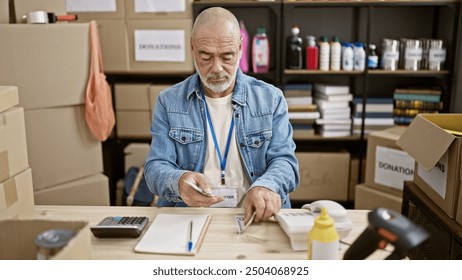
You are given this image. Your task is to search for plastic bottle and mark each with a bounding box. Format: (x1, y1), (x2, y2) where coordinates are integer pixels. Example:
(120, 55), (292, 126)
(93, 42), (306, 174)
(239, 20), (250, 73)
(306, 35), (319, 70)
(307, 208), (340, 260)
(342, 42), (354, 71)
(353, 42), (366, 71)
(330, 36), (341, 71)
(287, 25), (303, 69)
(252, 27), (270, 73)
(318, 36), (330, 71)
(368, 44), (379, 69)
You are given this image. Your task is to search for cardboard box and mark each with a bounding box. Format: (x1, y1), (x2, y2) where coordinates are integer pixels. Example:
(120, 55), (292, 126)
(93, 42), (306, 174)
(13, 0), (67, 23)
(126, 0), (193, 20)
(0, 86), (19, 114)
(348, 156), (366, 201)
(456, 183), (462, 226)
(365, 126), (415, 191)
(354, 183), (402, 213)
(24, 106), (103, 191)
(0, 168), (34, 220)
(124, 143), (150, 172)
(127, 19), (194, 73)
(149, 84), (170, 113)
(115, 83), (151, 110)
(67, 0), (126, 20)
(76, 19), (129, 72)
(397, 114), (462, 218)
(0, 219), (91, 260)
(116, 111), (152, 138)
(0, 0), (9, 23)
(291, 151), (350, 201)
(0, 107), (29, 183)
(34, 173), (110, 206)
(0, 24), (90, 110)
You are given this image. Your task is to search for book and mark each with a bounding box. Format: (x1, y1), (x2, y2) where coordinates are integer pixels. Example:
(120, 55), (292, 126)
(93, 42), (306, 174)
(394, 87), (442, 95)
(352, 98), (394, 113)
(393, 93), (441, 102)
(353, 117), (394, 126)
(314, 99), (349, 109)
(394, 99), (443, 110)
(314, 92), (353, 102)
(316, 128), (351, 137)
(288, 111), (320, 119)
(134, 213), (211, 256)
(314, 83), (350, 95)
(288, 103), (318, 112)
(316, 118), (352, 125)
(353, 111), (394, 118)
(317, 123), (352, 130)
(393, 116), (414, 125)
(393, 108), (439, 117)
(285, 96), (313, 105)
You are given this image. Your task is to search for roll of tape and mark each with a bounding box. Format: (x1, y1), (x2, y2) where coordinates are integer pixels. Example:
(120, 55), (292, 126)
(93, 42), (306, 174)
(25, 11), (49, 24)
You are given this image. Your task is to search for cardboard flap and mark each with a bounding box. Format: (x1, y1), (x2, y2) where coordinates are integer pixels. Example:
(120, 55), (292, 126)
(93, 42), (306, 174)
(397, 114), (458, 171)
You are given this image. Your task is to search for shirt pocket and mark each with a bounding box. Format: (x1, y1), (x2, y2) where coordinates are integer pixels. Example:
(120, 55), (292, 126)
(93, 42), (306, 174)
(169, 127), (204, 170)
(246, 129), (272, 148)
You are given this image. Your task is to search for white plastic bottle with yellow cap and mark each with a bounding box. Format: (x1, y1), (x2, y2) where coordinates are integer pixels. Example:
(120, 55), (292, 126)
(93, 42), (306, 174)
(307, 207), (340, 260)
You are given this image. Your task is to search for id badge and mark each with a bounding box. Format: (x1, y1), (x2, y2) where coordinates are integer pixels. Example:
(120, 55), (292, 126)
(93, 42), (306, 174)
(210, 186), (238, 208)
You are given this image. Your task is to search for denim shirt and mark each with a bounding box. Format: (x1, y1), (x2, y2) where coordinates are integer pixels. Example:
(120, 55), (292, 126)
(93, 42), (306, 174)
(144, 69), (299, 208)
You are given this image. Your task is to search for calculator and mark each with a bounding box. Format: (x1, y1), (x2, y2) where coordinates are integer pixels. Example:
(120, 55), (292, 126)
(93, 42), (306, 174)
(90, 216), (149, 238)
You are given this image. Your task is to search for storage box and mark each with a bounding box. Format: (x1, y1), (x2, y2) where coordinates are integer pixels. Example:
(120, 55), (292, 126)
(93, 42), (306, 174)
(14, 0), (67, 23)
(348, 156), (365, 201)
(0, 219), (91, 260)
(0, 107), (29, 183)
(0, 0), (9, 23)
(127, 19), (194, 73)
(34, 173), (110, 206)
(0, 24), (90, 110)
(291, 151), (350, 201)
(115, 83), (151, 110)
(149, 84), (170, 112)
(67, 0), (126, 20)
(397, 114), (462, 218)
(116, 111), (152, 138)
(0, 168), (34, 220)
(0, 86), (19, 114)
(126, 0), (193, 20)
(124, 143), (150, 172)
(24, 106), (103, 191)
(365, 126), (415, 191)
(354, 183), (402, 213)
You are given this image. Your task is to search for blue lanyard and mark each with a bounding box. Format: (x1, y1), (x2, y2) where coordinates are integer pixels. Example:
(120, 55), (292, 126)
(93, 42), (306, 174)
(201, 87), (235, 185)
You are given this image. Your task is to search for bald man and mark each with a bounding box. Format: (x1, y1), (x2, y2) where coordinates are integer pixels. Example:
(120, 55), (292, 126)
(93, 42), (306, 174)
(144, 7), (299, 223)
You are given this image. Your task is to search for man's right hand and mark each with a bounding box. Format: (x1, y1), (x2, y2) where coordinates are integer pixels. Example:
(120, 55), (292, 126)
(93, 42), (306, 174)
(179, 172), (224, 207)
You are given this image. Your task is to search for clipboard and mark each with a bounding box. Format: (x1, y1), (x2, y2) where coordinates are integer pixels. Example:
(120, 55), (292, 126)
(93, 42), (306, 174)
(134, 213), (211, 256)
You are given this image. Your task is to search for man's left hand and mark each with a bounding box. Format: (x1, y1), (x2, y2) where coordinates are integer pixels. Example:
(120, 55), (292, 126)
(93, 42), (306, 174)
(244, 186), (281, 223)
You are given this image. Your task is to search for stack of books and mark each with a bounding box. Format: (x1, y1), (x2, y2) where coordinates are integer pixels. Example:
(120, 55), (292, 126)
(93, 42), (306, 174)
(284, 83), (319, 134)
(313, 84), (352, 137)
(352, 97), (394, 134)
(393, 87), (443, 125)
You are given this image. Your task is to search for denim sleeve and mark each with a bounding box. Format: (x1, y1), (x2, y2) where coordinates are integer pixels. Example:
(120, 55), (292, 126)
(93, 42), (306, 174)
(250, 92), (300, 204)
(144, 97), (185, 203)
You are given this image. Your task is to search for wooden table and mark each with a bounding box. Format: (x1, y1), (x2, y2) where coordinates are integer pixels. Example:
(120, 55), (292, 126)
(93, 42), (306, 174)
(34, 206), (391, 260)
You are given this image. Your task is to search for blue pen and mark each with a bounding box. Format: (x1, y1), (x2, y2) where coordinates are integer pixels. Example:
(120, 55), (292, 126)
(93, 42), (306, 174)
(188, 220), (193, 252)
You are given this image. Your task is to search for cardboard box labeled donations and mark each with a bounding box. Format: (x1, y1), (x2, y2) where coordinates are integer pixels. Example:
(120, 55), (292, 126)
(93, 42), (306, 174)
(397, 114), (462, 218)
(291, 151), (350, 201)
(366, 126), (414, 191)
(354, 183), (402, 213)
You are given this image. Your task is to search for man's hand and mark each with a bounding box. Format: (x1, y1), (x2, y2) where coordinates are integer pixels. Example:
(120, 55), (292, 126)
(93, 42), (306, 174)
(244, 186), (281, 223)
(179, 172), (224, 207)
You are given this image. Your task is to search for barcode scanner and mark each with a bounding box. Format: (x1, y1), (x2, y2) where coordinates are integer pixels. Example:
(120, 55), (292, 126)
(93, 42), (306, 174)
(343, 207), (429, 260)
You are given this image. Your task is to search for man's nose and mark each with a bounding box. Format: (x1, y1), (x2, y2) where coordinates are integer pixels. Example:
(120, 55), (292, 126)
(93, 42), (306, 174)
(211, 58), (224, 73)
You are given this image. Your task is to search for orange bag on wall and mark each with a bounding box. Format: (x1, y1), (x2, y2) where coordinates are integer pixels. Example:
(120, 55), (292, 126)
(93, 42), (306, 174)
(85, 20), (115, 141)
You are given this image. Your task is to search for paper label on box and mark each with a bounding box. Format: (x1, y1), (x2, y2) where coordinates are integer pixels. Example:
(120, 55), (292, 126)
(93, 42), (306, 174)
(66, 0), (116, 12)
(134, 30), (185, 62)
(417, 151), (448, 198)
(374, 146), (415, 190)
(135, 0), (185, 13)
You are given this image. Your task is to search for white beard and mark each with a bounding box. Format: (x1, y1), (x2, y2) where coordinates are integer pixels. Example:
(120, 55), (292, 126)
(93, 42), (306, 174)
(194, 59), (238, 94)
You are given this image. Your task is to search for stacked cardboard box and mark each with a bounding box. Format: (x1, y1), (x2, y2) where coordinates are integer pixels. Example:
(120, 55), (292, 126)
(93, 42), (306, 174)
(291, 151), (350, 202)
(0, 23), (109, 206)
(397, 114), (462, 226)
(0, 86), (91, 260)
(354, 126), (414, 212)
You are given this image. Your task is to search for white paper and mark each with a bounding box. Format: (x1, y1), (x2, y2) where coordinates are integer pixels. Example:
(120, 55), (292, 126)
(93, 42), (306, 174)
(417, 151), (448, 198)
(135, 0), (185, 13)
(374, 146), (415, 190)
(210, 188), (238, 208)
(134, 30), (185, 62)
(66, 0), (116, 12)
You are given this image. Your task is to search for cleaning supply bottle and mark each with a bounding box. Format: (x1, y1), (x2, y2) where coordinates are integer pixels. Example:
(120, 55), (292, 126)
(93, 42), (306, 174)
(353, 42), (366, 71)
(239, 20), (249, 73)
(306, 35), (318, 70)
(368, 44), (379, 69)
(307, 208), (340, 260)
(252, 27), (270, 73)
(287, 25), (303, 69)
(330, 36), (341, 71)
(318, 36), (330, 71)
(342, 42), (354, 71)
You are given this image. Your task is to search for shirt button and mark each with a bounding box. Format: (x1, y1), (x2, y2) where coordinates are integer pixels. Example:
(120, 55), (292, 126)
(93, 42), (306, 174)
(235, 113), (240, 118)
(250, 172), (254, 176)
(254, 140), (260, 145)
(240, 143), (245, 148)
(181, 136), (186, 141)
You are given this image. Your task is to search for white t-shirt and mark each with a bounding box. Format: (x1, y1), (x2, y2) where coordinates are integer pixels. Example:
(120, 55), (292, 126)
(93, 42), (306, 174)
(203, 94), (250, 206)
